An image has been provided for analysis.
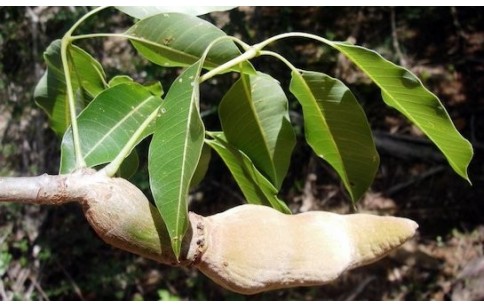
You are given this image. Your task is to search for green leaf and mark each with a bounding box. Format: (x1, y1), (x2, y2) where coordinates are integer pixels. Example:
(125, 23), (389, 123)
(148, 61), (205, 258)
(69, 45), (106, 97)
(108, 75), (135, 87)
(34, 66), (68, 135)
(126, 13), (254, 73)
(60, 82), (161, 173)
(219, 72), (296, 189)
(190, 143), (211, 188)
(108, 75), (163, 97)
(290, 70), (379, 202)
(34, 40), (106, 135)
(330, 41), (473, 181)
(142, 81), (164, 97)
(116, 6), (236, 19)
(34, 40), (72, 135)
(117, 149), (140, 179)
(206, 132), (291, 214)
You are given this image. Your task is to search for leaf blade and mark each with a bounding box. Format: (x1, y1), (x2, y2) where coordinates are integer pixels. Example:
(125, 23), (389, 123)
(70, 45), (106, 97)
(206, 132), (291, 214)
(290, 70), (379, 202)
(126, 13), (254, 73)
(148, 61), (205, 258)
(219, 72), (296, 189)
(116, 6), (236, 19)
(189, 143), (211, 188)
(330, 41), (473, 181)
(60, 82), (161, 173)
(34, 40), (107, 135)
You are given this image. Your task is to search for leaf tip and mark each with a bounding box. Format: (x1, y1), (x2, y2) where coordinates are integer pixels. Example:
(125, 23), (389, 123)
(450, 137), (474, 185)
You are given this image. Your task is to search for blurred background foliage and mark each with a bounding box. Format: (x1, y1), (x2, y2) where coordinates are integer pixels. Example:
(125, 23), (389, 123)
(0, 7), (483, 300)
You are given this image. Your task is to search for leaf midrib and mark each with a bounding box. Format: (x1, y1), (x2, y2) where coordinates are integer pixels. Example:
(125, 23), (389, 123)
(83, 96), (154, 159)
(293, 72), (348, 183)
(128, 34), (231, 69)
(333, 43), (466, 171)
(241, 75), (277, 181)
(174, 87), (198, 237)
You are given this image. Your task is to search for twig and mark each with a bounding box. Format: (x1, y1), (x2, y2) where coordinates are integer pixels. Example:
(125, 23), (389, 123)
(450, 7), (469, 40)
(387, 166), (446, 196)
(12, 267), (30, 299)
(373, 130), (445, 163)
(390, 7), (407, 67)
(0, 279), (10, 300)
(24, 279), (35, 300)
(29, 275), (50, 301)
(55, 259), (85, 300)
(343, 275), (376, 301)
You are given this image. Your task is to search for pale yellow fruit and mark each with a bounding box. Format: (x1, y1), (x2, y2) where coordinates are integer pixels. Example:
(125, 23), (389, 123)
(195, 205), (418, 294)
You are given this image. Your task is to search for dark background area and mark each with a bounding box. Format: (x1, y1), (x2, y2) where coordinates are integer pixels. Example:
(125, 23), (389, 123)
(0, 7), (483, 300)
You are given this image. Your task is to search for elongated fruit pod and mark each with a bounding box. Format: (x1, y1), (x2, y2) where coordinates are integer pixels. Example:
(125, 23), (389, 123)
(194, 205), (418, 294)
(0, 171), (418, 295)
